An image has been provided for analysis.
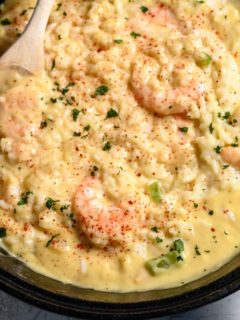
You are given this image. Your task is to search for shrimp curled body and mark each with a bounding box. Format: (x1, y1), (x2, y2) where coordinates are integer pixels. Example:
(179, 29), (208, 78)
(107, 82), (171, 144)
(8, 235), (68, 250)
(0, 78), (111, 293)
(221, 147), (240, 169)
(74, 177), (137, 247)
(131, 59), (206, 116)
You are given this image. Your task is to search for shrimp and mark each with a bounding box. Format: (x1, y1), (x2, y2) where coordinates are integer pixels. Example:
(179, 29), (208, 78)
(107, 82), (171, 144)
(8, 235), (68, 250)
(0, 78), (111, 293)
(73, 177), (137, 247)
(221, 147), (240, 169)
(0, 86), (42, 162)
(129, 4), (181, 38)
(131, 58), (207, 116)
(146, 5), (179, 30)
(0, 86), (41, 139)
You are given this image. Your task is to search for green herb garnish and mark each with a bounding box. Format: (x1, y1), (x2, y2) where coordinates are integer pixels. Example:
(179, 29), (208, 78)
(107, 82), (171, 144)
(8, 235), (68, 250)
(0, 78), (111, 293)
(45, 198), (59, 210)
(172, 239), (184, 254)
(197, 52), (212, 67)
(103, 141), (112, 151)
(46, 234), (60, 248)
(130, 31), (141, 39)
(106, 108), (118, 119)
(17, 191), (33, 206)
(0, 228), (6, 238)
(145, 251), (182, 275)
(214, 145), (222, 154)
(95, 85), (109, 96)
(72, 109), (80, 121)
(1, 18), (11, 25)
(195, 245), (201, 255)
(180, 127), (188, 133)
(140, 6), (149, 13)
(113, 39), (123, 44)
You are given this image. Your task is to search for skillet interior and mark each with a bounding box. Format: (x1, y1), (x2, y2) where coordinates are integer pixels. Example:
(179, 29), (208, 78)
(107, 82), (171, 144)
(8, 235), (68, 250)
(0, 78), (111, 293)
(0, 247), (239, 319)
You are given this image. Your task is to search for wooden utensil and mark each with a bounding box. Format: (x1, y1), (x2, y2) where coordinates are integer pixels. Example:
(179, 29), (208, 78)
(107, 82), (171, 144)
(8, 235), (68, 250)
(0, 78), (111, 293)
(0, 0), (55, 74)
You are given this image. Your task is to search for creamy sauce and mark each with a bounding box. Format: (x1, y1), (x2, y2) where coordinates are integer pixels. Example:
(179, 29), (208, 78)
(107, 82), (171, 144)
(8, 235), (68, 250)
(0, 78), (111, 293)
(0, 0), (239, 292)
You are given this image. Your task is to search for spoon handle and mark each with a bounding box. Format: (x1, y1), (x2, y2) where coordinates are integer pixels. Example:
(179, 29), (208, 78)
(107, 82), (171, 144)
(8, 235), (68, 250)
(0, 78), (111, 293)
(24, 0), (55, 41)
(0, 0), (55, 74)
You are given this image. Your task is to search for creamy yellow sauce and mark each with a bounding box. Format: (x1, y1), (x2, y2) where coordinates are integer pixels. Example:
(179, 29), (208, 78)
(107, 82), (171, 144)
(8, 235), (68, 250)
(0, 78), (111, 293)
(0, 0), (240, 292)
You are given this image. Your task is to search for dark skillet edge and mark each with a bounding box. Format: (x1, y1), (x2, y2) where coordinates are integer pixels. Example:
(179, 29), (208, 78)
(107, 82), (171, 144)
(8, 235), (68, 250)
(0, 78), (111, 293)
(0, 265), (239, 320)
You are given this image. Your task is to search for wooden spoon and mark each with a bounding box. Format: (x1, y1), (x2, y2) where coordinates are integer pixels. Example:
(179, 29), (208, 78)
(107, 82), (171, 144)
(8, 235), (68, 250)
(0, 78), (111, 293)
(0, 0), (55, 75)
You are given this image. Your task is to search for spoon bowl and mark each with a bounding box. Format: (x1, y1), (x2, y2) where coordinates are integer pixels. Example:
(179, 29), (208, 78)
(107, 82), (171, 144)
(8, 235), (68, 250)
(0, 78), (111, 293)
(0, 0), (54, 75)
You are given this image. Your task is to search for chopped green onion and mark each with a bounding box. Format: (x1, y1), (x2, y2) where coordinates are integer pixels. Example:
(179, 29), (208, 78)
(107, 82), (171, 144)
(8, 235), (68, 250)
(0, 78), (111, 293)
(197, 52), (212, 67)
(145, 251), (181, 275)
(148, 181), (161, 204)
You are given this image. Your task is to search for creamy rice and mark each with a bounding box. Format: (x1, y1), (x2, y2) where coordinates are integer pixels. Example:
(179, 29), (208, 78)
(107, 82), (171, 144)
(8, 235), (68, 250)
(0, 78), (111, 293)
(0, 0), (239, 292)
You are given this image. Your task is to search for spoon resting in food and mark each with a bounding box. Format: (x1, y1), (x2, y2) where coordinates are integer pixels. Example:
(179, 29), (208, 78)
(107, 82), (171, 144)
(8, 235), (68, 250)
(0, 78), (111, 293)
(0, 0), (55, 75)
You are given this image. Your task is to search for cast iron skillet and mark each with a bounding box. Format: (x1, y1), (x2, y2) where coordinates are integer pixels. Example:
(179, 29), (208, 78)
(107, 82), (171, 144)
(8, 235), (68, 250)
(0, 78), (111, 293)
(0, 247), (239, 319)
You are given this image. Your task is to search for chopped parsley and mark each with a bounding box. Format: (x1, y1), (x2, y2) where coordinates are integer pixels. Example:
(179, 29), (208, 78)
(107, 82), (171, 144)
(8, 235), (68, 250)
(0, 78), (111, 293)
(223, 111), (231, 120)
(214, 145), (222, 154)
(231, 136), (239, 147)
(0, 228), (6, 238)
(20, 9), (28, 16)
(151, 226), (158, 233)
(1, 18), (11, 25)
(83, 125), (91, 131)
(106, 108), (118, 119)
(45, 198), (59, 210)
(194, 203), (199, 208)
(95, 85), (109, 96)
(73, 131), (81, 137)
(209, 123), (214, 134)
(156, 237), (163, 244)
(40, 120), (48, 129)
(223, 164), (230, 169)
(113, 39), (123, 44)
(55, 82), (75, 95)
(72, 109), (80, 121)
(140, 5), (149, 13)
(51, 58), (56, 71)
(102, 141), (112, 151)
(172, 239), (184, 254)
(60, 205), (70, 212)
(130, 31), (141, 39)
(46, 234), (60, 248)
(90, 165), (99, 177)
(179, 127), (188, 133)
(195, 245), (201, 256)
(17, 191), (33, 206)
(56, 3), (62, 11)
